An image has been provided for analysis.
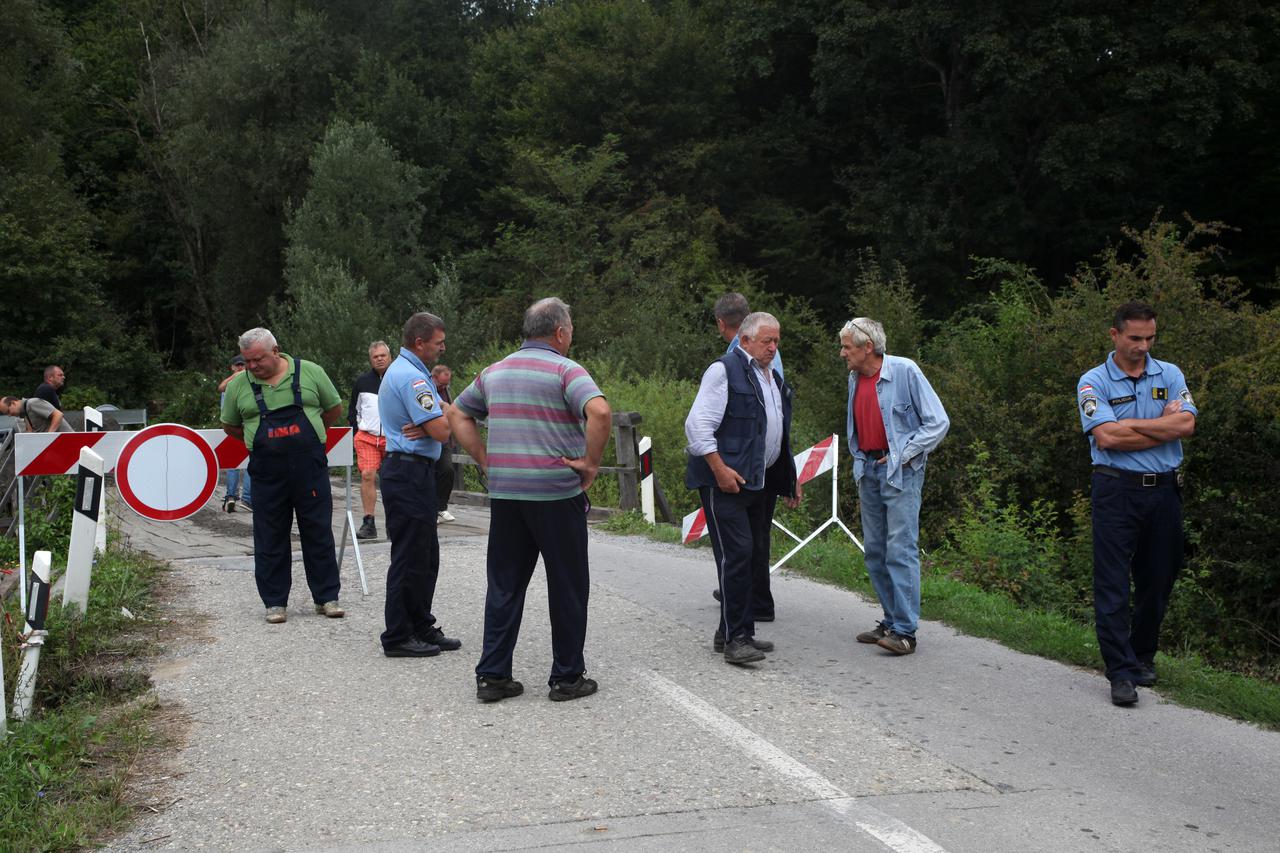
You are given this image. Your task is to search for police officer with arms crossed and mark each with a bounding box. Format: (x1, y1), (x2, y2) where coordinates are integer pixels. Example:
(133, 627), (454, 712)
(1077, 302), (1197, 706)
(377, 312), (461, 658)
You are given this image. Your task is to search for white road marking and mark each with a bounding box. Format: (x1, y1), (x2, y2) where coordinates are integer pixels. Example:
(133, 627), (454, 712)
(641, 671), (950, 853)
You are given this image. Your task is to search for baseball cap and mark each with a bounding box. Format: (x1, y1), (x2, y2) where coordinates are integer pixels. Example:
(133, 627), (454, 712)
(230, 355), (246, 366)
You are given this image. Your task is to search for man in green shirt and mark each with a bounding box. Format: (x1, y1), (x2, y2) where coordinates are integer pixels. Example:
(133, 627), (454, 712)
(220, 327), (346, 624)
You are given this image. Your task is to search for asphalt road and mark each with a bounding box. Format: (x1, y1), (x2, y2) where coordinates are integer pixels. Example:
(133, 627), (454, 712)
(105, 505), (1280, 852)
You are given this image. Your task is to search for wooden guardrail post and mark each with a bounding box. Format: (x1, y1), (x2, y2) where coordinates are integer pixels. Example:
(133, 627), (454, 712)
(612, 412), (642, 512)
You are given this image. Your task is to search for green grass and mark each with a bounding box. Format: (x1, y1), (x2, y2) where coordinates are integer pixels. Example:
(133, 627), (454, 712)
(2, 546), (167, 852)
(599, 512), (1280, 729)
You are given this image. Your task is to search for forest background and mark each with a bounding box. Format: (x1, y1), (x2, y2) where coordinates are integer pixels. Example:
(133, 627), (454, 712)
(2, 0), (1279, 680)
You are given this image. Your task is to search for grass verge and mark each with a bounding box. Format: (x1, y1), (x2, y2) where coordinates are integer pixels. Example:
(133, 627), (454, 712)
(599, 512), (1280, 730)
(2, 546), (167, 852)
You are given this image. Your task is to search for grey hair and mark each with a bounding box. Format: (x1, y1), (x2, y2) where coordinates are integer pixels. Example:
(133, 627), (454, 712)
(239, 327), (278, 351)
(402, 312), (445, 347)
(523, 297), (573, 339)
(713, 293), (750, 327)
(42, 365), (62, 380)
(739, 311), (780, 340)
(368, 340), (390, 354)
(841, 317), (886, 355)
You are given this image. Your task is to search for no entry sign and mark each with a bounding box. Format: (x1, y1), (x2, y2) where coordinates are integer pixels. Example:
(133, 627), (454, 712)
(115, 424), (219, 521)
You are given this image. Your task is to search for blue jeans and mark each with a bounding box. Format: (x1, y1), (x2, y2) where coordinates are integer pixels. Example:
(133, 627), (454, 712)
(225, 468), (251, 503)
(857, 460), (924, 636)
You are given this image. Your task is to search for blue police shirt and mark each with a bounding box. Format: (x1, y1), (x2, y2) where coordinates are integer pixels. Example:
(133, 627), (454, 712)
(378, 348), (444, 459)
(1077, 353), (1198, 472)
(727, 335), (783, 381)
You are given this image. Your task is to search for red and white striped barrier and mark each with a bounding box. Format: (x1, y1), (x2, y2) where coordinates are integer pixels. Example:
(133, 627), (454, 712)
(15, 426), (353, 476)
(680, 435), (838, 544)
(682, 433), (861, 571)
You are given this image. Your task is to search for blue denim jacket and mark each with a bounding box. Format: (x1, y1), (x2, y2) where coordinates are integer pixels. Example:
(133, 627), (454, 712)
(845, 355), (950, 490)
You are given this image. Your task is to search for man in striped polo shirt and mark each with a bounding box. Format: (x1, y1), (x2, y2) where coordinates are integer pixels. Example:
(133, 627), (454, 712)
(448, 297), (612, 703)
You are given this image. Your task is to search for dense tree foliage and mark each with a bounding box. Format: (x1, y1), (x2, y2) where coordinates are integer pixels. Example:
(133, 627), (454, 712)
(3, 0), (1280, 673)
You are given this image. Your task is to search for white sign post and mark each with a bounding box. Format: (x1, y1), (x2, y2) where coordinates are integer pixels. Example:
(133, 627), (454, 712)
(64, 447), (105, 613)
(13, 551), (52, 722)
(84, 407), (108, 553)
(638, 436), (655, 525)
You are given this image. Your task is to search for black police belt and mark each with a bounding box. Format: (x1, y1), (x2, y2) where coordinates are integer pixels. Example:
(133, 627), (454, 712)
(385, 451), (436, 465)
(1093, 466), (1182, 488)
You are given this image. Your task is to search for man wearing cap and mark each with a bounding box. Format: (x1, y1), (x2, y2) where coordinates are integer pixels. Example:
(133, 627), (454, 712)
(220, 328), (346, 624)
(218, 355), (252, 512)
(1078, 302), (1197, 707)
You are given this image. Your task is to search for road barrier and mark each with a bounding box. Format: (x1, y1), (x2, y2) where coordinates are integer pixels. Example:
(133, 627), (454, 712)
(681, 434), (861, 572)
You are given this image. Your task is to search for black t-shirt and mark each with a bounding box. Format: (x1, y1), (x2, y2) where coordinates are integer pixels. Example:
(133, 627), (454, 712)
(33, 382), (62, 411)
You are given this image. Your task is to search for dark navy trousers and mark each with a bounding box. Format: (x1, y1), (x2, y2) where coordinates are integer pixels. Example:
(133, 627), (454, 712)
(476, 495), (589, 686)
(699, 486), (773, 642)
(1091, 473), (1184, 682)
(248, 444), (340, 607)
(380, 455), (441, 649)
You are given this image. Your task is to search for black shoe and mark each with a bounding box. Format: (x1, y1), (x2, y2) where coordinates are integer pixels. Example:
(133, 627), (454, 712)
(1136, 663), (1157, 687)
(383, 638), (441, 658)
(1110, 680), (1139, 706)
(712, 588), (722, 602)
(420, 625), (461, 651)
(477, 676), (524, 703)
(548, 675), (599, 702)
(713, 631), (774, 653)
(356, 516), (377, 540)
(724, 637), (766, 665)
(223, 497), (237, 513)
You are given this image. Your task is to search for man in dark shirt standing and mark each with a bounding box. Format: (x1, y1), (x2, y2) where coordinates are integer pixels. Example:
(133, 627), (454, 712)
(34, 365), (65, 410)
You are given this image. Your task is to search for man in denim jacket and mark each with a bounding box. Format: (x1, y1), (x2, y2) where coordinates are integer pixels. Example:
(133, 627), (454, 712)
(842, 318), (949, 655)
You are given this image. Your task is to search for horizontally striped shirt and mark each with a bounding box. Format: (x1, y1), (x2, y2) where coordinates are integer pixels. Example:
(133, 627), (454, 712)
(453, 340), (605, 500)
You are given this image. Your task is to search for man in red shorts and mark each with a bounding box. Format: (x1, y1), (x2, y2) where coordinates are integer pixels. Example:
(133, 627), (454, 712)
(348, 341), (392, 539)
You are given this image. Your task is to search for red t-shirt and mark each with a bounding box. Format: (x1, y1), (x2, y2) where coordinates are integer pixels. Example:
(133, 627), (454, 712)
(854, 371), (889, 450)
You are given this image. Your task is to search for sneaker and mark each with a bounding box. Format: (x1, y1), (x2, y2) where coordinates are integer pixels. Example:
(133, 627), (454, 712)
(477, 676), (524, 703)
(856, 623), (889, 644)
(265, 606), (287, 624)
(713, 630), (774, 653)
(314, 600), (345, 618)
(438, 510), (456, 522)
(224, 497), (237, 513)
(876, 631), (917, 655)
(356, 516), (377, 540)
(420, 625), (461, 651)
(239, 498), (252, 511)
(723, 638), (766, 665)
(548, 675), (599, 702)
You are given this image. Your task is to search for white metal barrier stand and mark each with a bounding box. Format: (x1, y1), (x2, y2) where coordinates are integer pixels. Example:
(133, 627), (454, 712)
(335, 464), (368, 596)
(770, 437), (862, 573)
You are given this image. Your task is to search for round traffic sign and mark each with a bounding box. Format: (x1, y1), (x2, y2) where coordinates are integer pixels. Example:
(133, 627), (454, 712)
(116, 424), (219, 521)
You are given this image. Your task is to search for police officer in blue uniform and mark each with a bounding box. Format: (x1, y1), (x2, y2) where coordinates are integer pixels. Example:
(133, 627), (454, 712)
(1077, 302), (1197, 706)
(377, 312), (461, 657)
